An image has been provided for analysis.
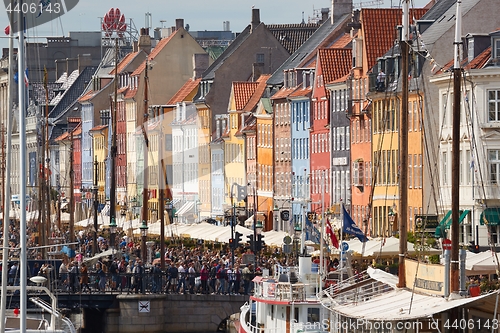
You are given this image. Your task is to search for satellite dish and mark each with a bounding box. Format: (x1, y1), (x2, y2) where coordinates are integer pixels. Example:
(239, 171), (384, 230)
(29, 276), (47, 284)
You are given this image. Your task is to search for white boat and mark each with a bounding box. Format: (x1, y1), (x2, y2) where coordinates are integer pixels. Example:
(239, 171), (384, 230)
(238, 256), (332, 333)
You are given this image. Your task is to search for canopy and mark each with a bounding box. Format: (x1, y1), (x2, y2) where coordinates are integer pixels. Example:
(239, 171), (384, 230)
(332, 237), (441, 257)
(329, 267), (500, 321)
(133, 222), (288, 246)
(466, 250), (500, 275)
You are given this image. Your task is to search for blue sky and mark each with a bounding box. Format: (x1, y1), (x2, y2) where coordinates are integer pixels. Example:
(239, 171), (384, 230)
(0, 0), (430, 42)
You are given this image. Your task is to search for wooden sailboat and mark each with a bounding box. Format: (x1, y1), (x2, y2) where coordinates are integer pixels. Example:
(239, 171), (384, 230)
(318, 0), (500, 330)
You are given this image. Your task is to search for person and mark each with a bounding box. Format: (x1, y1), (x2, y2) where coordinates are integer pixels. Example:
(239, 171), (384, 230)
(376, 69), (386, 91)
(151, 263), (162, 293)
(118, 258), (128, 291)
(233, 264), (241, 295)
(187, 261), (196, 294)
(96, 262), (106, 292)
(109, 258), (119, 290)
(58, 261), (68, 290)
(80, 262), (90, 292)
(216, 263), (227, 294)
(132, 260), (144, 294)
(209, 261), (218, 294)
(68, 262), (79, 293)
(242, 264), (253, 295)
(176, 261), (186, 294)
(227, 264), (235, 294)
(167, 262), (178, 293)
(200, 262), (209, 294)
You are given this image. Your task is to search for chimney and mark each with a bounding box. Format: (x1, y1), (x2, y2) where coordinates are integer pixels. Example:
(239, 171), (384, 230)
(216, 116), (221, 139)
(251, 8), (260, 33)
(332, 0), (353, 24)
(175, 19), (184, 31)
(252, 63), (264, 82)
(138, 28), (152, 54)
(66, 57), (78, 74)
(193, 53), (209, 79)
(321, 8), (329, 24)
(78, 54), (92, 72)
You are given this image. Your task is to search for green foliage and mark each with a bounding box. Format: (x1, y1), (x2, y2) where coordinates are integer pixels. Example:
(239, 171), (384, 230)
(428, 255), (440, 264)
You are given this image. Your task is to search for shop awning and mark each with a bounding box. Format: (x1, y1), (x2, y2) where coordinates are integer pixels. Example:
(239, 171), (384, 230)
(175, 201), (195, 217)
(434, 210), (470, 238)
(480, 208), (500, 226)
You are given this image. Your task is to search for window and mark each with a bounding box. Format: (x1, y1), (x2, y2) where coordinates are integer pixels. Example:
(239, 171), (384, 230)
(442, 151), (448, 185)
(489, 149), (500, 184)
(488, 90), (500, 122)
(256, 53), (264, 64)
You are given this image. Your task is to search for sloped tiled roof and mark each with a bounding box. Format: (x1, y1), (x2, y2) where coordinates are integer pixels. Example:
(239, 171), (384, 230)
(437, 47), (492, 74)
(49, 66), (97, 120)
(132, 31), (177, 76)
(271, 87), (295, 100)
(243, 74), (271, 112)
(124, 88), (137, 99)
(90, 124), (108, 132)
(362, 8), (427, 70)
(288, 85), (312, 98)
(109, 51), (139, 75)
(54, 122), (81, 142)
(267, 14), (351, 86)
(318, 48), (352, 84)
(167, 78), (202, 105)
(419, 0), (479, 53)
(202, 26), (252, 81)
(78, 90), (95, 102)
(330, 32), (352, 49)
(267, 23), (320, 54)
(233, 81), (259, 111)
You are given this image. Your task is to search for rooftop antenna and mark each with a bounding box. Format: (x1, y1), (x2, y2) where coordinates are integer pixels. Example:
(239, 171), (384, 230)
(301, 11), (305, 24)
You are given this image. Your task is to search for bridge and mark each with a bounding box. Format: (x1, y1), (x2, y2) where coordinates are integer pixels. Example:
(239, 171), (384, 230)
(6, 291), (248, 333)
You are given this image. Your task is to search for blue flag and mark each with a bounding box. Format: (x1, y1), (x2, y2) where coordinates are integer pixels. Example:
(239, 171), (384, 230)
(305, 215), (321, 244)
(342, 204), (368, 242)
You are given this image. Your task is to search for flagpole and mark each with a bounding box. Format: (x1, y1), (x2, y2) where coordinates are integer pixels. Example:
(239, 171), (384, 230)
(319, 170), (325, 295)
(340, 202), (344, 283)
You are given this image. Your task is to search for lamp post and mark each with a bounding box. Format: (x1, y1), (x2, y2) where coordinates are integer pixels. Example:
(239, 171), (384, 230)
(293, 223), (302, 263)
(109, 217), (117, 259)
(388, 208), (396, 237)
(273, 206), (279, 231)
(254, 219), (263, 267)
(140, 220), (148, 261)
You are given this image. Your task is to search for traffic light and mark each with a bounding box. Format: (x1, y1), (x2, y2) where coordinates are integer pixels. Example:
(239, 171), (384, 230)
(256, 234), (265, 252)
(468, 241), (480, 253)
(235, 231), (242, 245)
(229, 237), (236, 250)
(247, 234), (255, 251)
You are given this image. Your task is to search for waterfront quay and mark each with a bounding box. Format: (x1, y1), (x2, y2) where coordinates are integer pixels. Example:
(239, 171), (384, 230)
(5, 277), (247, 333)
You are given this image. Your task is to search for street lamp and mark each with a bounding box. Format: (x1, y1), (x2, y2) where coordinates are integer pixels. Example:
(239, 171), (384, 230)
(273, 206), (279, 231)
(388, 208), (396, 236)
(293, 223), (302, 262)
(140, 220), (148, 261)
(109, 217), (117, 258)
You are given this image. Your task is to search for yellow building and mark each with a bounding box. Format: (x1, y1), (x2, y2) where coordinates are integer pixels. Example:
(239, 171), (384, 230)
(371, 95), (423, 236)
(90, 125), (109, 204)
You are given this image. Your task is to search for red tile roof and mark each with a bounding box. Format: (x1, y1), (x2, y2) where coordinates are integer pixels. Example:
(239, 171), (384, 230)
(361, 8), (427, 70)
(79, 90), (95, 102)
(243, 74), (271, 112)
(117, 87), (128, 94)
(330, 33), (352, 49)
(288, 85), (312, 98)
(124, 88), (137, 99)
(109, 51), (140, 75)
(90, 125), (108, 132)
(167, 78), (202, 105)
(318, 48), (352, 84)
(271, 87), (295, 100)
(465, 47), (491, 70)
(132, 31), (177, 76)
(233, 81), (259, 111)
(55, 122), (81, 141)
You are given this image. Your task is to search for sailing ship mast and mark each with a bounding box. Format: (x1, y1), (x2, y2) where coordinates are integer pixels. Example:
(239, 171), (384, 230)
(398, 0), (410, 288)
(17, 1), (28, 331)
(451, 0), (462, 296)
(0, 2), (15, 331)
(140, 59), (150, 261)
